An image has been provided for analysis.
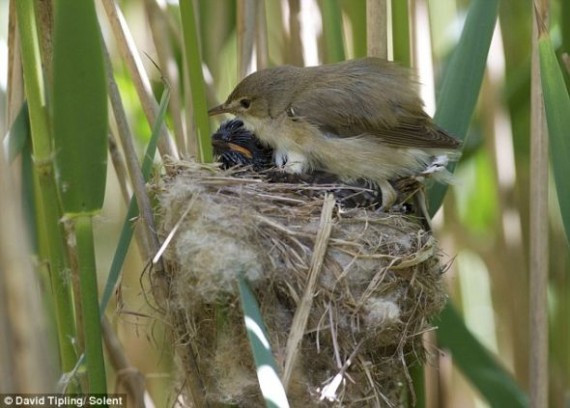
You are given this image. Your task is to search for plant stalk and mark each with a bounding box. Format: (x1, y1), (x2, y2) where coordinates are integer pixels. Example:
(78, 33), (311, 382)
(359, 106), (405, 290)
(367, 0), (388, 58)
(179, 0), (213, 163)
(530, 2), (550, 407)
(74, 215), (107, 393)
(15, 0), (77, 374)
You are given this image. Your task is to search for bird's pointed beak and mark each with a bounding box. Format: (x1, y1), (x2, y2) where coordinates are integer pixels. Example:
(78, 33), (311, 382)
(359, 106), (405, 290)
(208, 103), (231, 116)
(211, 138), (226, 148)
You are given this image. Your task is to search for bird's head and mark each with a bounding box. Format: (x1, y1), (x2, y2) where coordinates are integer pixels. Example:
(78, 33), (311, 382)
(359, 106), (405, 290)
(208, 71), (271, 120)
(208, 66), (300, 120)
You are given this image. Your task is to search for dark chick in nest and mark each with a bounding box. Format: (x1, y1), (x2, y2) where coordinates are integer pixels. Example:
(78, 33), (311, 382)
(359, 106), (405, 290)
(212, 119), (385, 209)
(212, 119), (273, 171)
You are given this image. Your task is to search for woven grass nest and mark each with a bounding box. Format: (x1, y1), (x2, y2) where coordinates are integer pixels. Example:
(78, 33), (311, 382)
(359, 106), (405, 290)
(150, 158), (447, 407)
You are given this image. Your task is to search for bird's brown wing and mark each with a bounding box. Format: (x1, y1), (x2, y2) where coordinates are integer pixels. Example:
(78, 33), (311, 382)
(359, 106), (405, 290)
(289, 86), (460, 150)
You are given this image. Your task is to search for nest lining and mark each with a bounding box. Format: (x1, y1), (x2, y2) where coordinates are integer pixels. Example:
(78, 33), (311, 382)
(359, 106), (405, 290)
(151, 159), (447, 407)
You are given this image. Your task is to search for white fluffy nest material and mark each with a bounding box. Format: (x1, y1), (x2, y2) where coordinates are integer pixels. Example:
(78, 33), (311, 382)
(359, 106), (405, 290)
(150, 160), (447, 407)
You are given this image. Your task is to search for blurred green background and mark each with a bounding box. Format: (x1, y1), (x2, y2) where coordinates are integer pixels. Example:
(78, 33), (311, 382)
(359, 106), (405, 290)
(0, 0), (568, 407)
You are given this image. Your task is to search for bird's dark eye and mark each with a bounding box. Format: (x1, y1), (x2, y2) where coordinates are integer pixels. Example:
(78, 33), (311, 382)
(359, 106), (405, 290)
(240, 98), (251, 109)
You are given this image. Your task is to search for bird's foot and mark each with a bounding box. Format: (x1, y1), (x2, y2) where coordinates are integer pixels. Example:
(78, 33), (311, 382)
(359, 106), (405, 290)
(378, 180), (398, 211)
(273, 149), (309, 174)
(274, 149), (288, 167)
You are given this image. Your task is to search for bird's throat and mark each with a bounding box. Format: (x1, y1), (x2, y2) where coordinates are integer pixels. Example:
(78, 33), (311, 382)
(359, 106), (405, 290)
(237, 115), (310, 173)
(238, 115), (282, 149)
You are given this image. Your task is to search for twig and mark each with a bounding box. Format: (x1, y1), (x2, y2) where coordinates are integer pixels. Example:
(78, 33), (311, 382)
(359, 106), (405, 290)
(533, 0), (549, 37)
(359, 356), (391, 407)
(391, 236), (435, 269)
(328, 304), (342, 369)
(108, 131), (131, 204)
(529, 4), (549, 408)
(319, 341), (364, 402)
(256, 0), (269, 70)
(287, 0), (304, 65)
(102, 41), (155, 259)
(143, 0), (187, 157)
(237, 0), (256, 79)
(357, 256), (404, 311)
(102, 317), (147, 408)
(367, 0), (388, 58)
(61, 219), (86, 390)
(400, 349), (416, 407)
(107, 129), (151, 266)
(282, 194), (335, 388)
(100, 0), (177, 159)
(34, 0), (53, 83)
(6, 0), (24, 130)
(152, 195), (197, 265)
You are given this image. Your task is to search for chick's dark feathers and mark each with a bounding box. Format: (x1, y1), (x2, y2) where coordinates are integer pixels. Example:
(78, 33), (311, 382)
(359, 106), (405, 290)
(212, 119), (272, 170)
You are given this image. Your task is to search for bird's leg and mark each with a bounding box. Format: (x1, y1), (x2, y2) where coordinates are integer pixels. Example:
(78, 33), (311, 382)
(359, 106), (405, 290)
(378, 180), (397, 210)
(414, 188), (433, 231)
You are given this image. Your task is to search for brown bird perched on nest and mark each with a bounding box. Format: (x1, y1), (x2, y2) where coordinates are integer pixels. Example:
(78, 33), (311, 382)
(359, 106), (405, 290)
(211, 119), (443, 220)
(209, 57), (461, 210)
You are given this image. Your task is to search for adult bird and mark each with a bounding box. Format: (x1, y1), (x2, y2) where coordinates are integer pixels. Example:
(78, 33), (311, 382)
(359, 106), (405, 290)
(209, 57), (460, 209)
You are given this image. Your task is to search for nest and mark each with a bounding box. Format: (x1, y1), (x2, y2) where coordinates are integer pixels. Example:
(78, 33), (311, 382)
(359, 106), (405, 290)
(150, 159), (447, 407)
